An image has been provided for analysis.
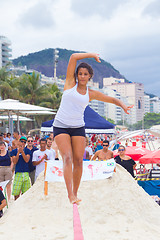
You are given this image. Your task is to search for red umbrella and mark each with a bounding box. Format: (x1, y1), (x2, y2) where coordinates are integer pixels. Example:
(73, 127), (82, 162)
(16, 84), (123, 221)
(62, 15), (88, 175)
(113, 146), (151, 161)
(139, 149), (160, 164)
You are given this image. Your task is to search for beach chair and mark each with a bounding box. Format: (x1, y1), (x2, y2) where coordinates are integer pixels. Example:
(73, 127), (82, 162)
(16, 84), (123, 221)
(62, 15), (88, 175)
(148, 169), (160, 179)
(135, 164), (149, 179)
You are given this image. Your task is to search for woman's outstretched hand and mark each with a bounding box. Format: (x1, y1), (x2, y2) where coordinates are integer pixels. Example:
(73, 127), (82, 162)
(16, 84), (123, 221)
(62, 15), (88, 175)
(94, 53), (101, 63)
(124, 105), (134, 114)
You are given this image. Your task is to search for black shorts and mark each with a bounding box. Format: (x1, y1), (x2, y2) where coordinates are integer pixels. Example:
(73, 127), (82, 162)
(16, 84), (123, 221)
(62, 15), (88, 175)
(53, 126), (86, 138)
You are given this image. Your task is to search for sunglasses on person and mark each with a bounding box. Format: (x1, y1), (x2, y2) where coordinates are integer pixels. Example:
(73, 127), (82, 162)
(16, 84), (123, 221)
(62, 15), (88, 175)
(118, 149), (125, 151)
(103, 144), (109, 147)
(27, 140), (33, 142)
(20, 140), (26, 143)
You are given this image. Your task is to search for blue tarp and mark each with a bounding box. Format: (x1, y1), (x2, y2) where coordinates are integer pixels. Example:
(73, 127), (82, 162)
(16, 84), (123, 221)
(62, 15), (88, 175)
(41, 119), (54, 128)
(84, 106), (114, 129)
(41, 105), (115, 133)
(138, 180), (160, 197)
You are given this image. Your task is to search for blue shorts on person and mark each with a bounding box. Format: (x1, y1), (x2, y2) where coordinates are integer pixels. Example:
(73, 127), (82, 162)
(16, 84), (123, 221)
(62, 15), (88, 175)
(53, 126), (85, 137)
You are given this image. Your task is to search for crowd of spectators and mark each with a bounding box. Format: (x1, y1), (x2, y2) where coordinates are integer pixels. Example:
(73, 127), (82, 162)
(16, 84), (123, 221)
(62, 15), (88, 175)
(0, 131), (57, 218)
(0, 131), (137, 217)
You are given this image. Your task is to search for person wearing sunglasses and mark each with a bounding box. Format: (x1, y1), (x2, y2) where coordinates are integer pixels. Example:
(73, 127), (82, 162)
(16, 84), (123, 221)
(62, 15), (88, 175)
(114, 145), (136, 177)
(92, 140), (114, 161)
(10, 136), (31, 200)
(26, 136), (39, 185)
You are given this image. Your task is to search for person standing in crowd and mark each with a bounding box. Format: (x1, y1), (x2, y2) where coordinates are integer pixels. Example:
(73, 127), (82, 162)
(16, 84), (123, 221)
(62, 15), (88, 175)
(3, 133), (8, 144)
(46, 137), (56, 159)
(12, 130), (20, 150)
(26, 136), (38, 185)
(85, 137), (93, 160)
(11, 137), (31, 200)
(0, 141), (12, 201)
(0, 188), (7, 218)
(11, 130), (21, 174)
(94, 140), (103, 153)
(92, 140), (114, 161)
(83, 149), (89, 160)
(0, 134), (8, 150)
(53, 52), (133, 204)
(6, 133), (13, 150)
(49, 133), (59, 160)
(114, 145), (137, 177)
(32, 138), (55, 180)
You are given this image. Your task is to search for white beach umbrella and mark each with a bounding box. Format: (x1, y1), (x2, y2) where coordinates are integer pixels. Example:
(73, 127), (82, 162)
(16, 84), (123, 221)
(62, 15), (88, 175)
(0, 115), (33, 121)
(0, 99), (55, 134)
(0, 99), (54, 112)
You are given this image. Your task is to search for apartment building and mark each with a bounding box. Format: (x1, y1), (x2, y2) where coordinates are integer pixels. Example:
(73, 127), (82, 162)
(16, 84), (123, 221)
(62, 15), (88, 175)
(150, 97), (160, 113)
(144, 95), (150, 114)
(0, 36), (12, 68)
(103, 77), (144, 124)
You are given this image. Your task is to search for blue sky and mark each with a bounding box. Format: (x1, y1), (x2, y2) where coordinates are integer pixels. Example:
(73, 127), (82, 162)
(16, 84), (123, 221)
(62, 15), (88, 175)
(0, 0), (160, 96)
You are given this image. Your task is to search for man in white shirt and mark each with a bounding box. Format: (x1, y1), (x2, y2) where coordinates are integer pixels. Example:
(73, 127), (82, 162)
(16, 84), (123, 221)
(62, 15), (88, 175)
(46, 137), (56, 157)
(32, 138), (55, 180)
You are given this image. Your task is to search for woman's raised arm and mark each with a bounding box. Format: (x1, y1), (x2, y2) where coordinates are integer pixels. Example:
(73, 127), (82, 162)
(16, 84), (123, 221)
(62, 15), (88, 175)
(65, 53), (101, 90)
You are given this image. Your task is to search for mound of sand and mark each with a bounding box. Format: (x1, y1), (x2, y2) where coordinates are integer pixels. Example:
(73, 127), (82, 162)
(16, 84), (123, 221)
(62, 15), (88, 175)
(1, 165), (160, 240)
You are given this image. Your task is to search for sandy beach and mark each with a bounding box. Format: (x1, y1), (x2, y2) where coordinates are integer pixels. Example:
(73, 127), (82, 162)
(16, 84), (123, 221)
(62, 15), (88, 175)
(1, 164), (160, 240)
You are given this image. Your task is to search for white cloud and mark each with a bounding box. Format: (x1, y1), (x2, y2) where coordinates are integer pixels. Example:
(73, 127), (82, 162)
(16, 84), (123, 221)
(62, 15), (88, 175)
(70, 0), (128, 18)
(0, 0), (160, 96)
(143, 0), (160, 18)
(18, 0), (55, 29)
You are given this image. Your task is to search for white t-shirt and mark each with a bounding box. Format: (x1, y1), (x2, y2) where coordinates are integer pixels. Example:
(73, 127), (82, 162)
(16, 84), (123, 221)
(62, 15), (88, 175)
(85, 146), (93, 156)
(32, 149), (55, 179)
(4, 141), (8, 150)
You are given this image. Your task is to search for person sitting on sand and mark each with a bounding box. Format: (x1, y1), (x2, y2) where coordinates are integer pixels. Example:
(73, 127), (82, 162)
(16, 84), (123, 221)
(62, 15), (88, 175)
(92, 140), (113, 161)
(53, 52), (133, 204)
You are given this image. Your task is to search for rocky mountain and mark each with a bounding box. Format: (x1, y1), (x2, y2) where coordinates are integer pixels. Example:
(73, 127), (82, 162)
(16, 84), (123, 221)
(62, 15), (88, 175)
(12, 48), (126, 88)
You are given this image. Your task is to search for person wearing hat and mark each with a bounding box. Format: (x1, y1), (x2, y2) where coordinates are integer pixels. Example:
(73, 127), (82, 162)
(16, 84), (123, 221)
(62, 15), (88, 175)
(10, 136), (31, 200)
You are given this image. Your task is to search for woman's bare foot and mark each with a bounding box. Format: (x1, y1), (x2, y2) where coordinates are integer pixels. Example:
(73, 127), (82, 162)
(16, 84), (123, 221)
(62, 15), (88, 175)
(68, 194), (81, 204)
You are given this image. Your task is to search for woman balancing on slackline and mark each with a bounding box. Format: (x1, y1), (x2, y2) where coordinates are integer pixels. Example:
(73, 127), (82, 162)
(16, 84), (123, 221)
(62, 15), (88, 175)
(53, 52), (133, 204)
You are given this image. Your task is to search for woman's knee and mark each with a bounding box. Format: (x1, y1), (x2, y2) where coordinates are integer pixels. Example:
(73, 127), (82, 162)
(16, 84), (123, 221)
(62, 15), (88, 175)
(63, 154), (72, 166)
(74, 157), (83, 167)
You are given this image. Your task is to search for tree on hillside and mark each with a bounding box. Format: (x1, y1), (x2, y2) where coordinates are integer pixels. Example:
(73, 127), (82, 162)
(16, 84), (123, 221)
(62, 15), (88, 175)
(39, 83), (62, 109)
(126, 112), (160, 130)
(0, 67), (19, 100)
(18, 71), (47, 104)
(106, 118), (115, 124)
(144, 113), (160, 128)
(33, 83), (62, 128)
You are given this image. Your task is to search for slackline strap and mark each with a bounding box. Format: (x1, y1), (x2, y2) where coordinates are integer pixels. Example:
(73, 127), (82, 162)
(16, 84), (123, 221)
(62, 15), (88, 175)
(73, 203), (84, 240)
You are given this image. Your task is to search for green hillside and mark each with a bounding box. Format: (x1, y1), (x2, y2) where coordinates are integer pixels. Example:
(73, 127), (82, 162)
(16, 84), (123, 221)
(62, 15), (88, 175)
(12, 48), (126, 87)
